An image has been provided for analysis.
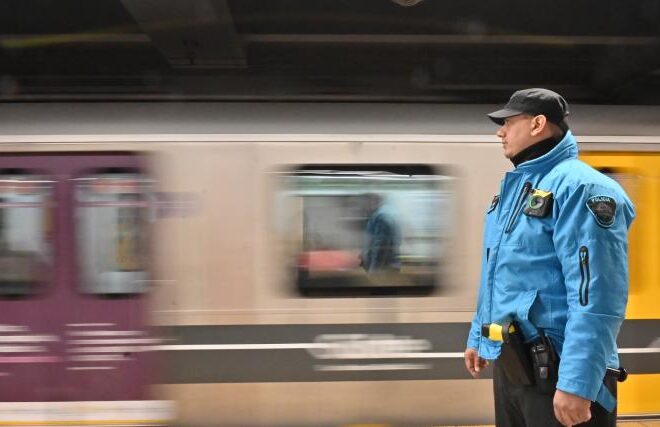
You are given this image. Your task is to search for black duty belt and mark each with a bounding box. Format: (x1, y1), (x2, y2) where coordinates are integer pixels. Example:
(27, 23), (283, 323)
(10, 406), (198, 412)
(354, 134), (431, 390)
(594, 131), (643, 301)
(483, 322), (628, 388)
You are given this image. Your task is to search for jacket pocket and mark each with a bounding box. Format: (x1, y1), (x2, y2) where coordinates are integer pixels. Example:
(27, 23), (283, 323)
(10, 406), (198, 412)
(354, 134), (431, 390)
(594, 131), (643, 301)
(516, 289), (538, 321)
(578, 246), (590, 306)
(515, 289), (539, 340)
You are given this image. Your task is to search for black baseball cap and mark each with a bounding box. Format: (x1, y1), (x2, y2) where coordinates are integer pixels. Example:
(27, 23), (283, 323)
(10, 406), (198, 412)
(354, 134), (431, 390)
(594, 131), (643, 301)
(487, 88), (570, 130)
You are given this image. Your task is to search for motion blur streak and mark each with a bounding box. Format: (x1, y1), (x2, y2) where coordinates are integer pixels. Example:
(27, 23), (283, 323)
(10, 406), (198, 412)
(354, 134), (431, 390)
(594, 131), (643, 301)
(0, 103), (658, 426)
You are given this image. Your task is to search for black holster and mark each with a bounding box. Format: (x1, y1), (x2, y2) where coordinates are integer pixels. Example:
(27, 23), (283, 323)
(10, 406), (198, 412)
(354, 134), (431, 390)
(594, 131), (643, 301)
(497, 322), (559, 392)
(529, 334), (559, 393)
(498, 321), (535, 386)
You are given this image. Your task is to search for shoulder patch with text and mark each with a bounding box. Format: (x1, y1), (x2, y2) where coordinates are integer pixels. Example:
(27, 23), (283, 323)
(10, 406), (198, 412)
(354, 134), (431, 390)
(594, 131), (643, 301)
(586, 195), (616, 228)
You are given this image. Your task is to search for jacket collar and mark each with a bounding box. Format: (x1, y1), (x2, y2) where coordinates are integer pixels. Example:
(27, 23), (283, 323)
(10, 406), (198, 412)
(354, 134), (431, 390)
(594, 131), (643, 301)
(511, 136), (560, 167)
(515, 130), (578, 172)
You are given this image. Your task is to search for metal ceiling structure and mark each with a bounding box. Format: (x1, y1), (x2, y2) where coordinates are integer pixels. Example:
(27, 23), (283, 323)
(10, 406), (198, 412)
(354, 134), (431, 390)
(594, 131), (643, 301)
(0, 0), (659, 103)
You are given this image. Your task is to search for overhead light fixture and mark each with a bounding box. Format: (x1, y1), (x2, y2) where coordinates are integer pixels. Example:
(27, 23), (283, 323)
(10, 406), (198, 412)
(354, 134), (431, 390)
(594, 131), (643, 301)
(391, 0), (425, 6)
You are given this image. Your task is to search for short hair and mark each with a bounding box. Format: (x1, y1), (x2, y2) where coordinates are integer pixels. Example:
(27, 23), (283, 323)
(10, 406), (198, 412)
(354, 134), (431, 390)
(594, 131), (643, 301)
(547, 120), (565, 139)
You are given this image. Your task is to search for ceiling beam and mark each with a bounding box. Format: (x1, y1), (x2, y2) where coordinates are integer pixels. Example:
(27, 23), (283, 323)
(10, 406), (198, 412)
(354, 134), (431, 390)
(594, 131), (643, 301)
(0, 33), (149, 49)
(243, 33), (660, 47)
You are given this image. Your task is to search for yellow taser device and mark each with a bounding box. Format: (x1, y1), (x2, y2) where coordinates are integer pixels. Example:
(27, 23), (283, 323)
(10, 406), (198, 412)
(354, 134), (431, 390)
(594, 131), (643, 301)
(481, 322), (516, 342)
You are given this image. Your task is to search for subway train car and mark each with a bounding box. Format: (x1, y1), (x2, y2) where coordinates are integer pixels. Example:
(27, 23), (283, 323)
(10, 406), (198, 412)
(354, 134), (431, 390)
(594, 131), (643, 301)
(0, 102), (658, 426)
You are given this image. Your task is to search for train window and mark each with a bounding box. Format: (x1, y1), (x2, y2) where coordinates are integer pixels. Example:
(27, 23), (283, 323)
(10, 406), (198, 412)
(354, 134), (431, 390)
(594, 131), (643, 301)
(276, 165), (453, 297)
(75, 172), (153, 295)
(0, 174), (52, 297)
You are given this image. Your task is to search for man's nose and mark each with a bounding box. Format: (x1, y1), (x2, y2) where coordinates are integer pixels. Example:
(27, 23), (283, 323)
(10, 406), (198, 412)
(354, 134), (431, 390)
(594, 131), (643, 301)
(496, 126), (505, 138)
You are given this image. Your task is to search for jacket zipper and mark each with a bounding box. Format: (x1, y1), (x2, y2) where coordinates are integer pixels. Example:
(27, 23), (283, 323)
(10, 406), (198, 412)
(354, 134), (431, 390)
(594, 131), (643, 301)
(504, 181), (532, 233)
(485, 180), (528, 343)
(578, 246), (590, 306)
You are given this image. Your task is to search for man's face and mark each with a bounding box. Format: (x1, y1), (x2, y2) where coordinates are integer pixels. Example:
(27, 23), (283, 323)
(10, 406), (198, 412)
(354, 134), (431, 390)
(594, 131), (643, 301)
(496, 114), (536, 159)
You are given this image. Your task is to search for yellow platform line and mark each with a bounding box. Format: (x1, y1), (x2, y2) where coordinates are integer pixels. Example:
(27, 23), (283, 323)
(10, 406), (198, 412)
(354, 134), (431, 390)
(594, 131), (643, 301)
(432, 424), (660, 427)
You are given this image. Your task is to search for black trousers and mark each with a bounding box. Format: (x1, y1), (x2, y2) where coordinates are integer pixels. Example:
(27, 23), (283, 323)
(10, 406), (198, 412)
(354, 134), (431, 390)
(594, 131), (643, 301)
(493, 361), (617, 427)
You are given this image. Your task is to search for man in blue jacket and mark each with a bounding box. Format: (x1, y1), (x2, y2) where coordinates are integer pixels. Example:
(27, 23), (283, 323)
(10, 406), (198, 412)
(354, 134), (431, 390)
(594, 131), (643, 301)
(361, 193), (401, 273)
(465, 88), (635, 426)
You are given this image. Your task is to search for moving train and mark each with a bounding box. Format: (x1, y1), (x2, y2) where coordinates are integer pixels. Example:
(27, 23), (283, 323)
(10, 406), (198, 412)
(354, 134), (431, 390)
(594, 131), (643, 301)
(0, 102), (658, 426)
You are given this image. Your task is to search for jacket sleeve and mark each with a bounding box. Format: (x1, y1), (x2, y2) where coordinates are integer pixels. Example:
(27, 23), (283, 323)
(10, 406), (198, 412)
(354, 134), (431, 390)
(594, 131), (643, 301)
(467, 240), (491, 351)
(467, 198), (500, 352)
(467, 309), (482, 350)
(552, 182), (635, 402)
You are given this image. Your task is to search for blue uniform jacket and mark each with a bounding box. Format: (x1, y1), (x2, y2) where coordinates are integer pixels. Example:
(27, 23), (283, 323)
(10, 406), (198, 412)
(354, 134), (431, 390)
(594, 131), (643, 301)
(467, 131), (635, 411)
(362, 204), (401, 272)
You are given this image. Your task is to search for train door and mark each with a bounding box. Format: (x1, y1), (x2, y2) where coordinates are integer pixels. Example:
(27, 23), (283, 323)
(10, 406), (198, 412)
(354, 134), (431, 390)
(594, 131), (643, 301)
(0, 154), (169, 423)
(66, 155), (152, 402)
(581, 151), (660, 418)
(0, 158), (57, 402)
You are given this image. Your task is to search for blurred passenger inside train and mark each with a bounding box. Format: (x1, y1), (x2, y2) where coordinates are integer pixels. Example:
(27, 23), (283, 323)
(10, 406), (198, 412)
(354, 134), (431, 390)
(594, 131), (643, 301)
(360, 193), (401, 274)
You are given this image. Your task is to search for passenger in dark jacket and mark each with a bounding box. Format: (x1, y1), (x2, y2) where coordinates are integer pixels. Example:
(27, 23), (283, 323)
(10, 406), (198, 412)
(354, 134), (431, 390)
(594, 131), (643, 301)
(361, 194), (401, 273)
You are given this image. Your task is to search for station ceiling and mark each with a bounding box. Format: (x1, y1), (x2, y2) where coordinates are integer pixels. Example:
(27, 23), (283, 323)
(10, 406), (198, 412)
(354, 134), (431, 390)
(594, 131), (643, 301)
(1, 0), (659, 103)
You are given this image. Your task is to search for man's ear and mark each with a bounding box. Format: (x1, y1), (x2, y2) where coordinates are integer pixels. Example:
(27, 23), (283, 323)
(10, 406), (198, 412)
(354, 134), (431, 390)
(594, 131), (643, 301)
(530, 115), (547, 136)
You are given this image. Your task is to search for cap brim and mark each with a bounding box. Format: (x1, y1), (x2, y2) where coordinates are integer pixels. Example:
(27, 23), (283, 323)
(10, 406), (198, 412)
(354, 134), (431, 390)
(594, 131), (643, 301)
(487, 108), (523, 125)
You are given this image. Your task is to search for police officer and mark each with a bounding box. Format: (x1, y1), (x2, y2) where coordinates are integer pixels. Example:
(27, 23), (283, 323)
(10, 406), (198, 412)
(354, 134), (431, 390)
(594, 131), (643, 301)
(464, 88), (635, 427)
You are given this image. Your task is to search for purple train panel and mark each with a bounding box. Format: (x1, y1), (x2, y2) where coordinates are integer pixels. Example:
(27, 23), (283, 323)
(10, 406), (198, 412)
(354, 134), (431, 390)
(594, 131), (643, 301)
(0, 154), (154, 402)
